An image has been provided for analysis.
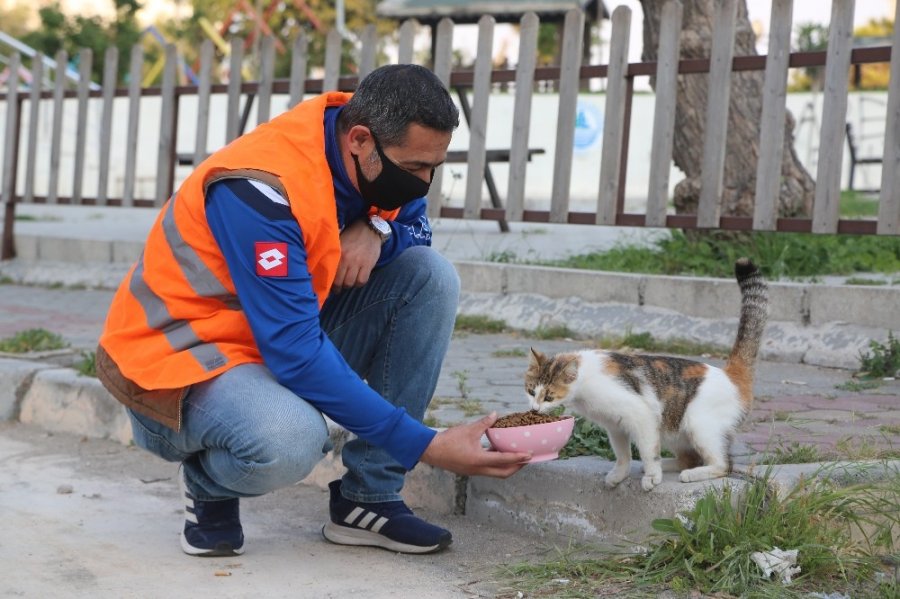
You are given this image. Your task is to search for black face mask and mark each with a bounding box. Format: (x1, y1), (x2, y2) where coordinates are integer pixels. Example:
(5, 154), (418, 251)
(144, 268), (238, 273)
(352, 135), (434, 211)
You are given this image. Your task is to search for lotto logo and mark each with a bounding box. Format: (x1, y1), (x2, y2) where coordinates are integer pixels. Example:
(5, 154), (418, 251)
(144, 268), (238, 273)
(255, 242), (288, 277)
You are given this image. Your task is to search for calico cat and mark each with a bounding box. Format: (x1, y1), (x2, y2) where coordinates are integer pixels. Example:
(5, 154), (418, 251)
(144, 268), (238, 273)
(525, 258), (768, 491)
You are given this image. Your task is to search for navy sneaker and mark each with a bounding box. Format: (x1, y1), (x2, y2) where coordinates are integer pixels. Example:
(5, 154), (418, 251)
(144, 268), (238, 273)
(321, 480), (452, 554)
(179, 467), (245, 557)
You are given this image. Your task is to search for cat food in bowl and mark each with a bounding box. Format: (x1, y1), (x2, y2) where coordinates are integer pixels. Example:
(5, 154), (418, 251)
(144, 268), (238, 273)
(487, 411), (575, 463)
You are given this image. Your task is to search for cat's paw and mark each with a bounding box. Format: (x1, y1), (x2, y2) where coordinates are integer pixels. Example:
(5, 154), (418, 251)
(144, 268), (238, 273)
(604, 468), (629, 488)
(641, 471), (662, 491)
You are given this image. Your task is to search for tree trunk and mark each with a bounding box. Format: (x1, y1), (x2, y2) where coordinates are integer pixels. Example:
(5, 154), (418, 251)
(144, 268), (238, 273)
(639, 0), (814, 218)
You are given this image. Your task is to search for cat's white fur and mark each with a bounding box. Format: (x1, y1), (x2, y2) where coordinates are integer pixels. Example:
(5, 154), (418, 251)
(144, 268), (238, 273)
(529, 351), (745, 491)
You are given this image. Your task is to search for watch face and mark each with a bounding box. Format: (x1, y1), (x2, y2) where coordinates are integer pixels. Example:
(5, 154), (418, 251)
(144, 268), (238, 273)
(369, 216), (391, 239)
(372, 218), (390, 235)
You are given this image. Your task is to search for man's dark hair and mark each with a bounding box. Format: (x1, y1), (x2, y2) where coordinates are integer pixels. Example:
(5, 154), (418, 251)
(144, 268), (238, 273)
(338, 64), (459, 146)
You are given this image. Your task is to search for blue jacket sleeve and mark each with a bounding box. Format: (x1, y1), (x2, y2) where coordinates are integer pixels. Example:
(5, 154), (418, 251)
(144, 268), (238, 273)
(204, 180), (436, 470)
(375, 198), (431, 267)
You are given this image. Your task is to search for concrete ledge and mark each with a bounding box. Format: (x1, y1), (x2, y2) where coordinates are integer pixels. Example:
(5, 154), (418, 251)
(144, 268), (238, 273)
(18, 368), (132, 445)
(454, 261), (900, 331)
(0, 358), (52, 420)
(807, 284), (900, 328)
(467, 457), (749, 543)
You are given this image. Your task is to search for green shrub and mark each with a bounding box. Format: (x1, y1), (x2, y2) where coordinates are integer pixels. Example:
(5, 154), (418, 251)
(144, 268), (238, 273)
(859, 332), (900, 378)
(0, 328), (68, 353)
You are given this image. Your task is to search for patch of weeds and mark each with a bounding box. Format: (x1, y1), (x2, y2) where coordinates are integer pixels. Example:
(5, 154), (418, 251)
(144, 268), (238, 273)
(75, 351), (96, 377)
(0, 275), (13, 285)
(428, 396), (456, 408)
(880, 425), (900, 436)
(502, 466), (900, 597)
(541, 229), (900, 280)
(837, 379), (883, 392)
(859, 332), (900, 379)
(763, 441), (826, 464)
(558, 414), (616, 460)
(528, 324), (577, 340)
(845, 277), (888, 286)
(773, 410), (792, 422)
(458, 399), (484, 417)
(492, 347), (527, 358)
(840, 189), (881, 218)
(835, 436), (900, 461)
(595, 330), (728, 358)
(452, 370), (470, 399)
(0, 328), (68, 353)
(454, 314), (508, 334)
(557, 413), (672, 460)
(484, 250), (518, 263)
(423, 414), (441, 428)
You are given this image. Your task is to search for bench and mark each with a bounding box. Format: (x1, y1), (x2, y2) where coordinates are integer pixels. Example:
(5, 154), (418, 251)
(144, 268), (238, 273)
(845, 122), (882, 192)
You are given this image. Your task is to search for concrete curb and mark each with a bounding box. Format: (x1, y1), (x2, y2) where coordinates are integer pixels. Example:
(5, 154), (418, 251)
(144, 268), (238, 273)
(454, 261), (896, 370)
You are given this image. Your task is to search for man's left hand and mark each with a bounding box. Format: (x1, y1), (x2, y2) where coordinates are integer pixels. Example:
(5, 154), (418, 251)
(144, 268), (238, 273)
(333, 219), (382, 291)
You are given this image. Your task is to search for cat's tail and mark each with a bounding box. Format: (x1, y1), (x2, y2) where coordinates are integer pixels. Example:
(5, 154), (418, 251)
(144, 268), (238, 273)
(724, 258), (769, 410)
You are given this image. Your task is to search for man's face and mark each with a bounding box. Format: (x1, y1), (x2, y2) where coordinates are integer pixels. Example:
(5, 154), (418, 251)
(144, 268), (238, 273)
(360, 123), (452, 184)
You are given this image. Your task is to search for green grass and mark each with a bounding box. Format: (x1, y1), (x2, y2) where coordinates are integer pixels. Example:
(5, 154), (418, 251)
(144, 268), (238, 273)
(840, 190), (881, 218)
(541, 229), (900, 280)
(454, 314), (508, 334)
(595, 330), (729, 358)
(75, 351), (96, 377)
(859, 332), (900, 378)
(502, 466), (900, 598)
(763, 441), (826, 464)
(0, 328), (68, 353)
(492, 347), (528, 358)
(845, 277), (889, 286)
(836, 379), (884, 391)
(527, 325), (578, 340)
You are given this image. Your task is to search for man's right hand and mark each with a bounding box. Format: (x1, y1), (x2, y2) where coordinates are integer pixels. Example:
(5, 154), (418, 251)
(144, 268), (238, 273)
(419, 413), (531, 478)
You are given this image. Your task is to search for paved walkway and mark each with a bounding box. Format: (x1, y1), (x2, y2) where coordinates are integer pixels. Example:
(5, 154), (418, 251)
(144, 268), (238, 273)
(1, 283), (898, 461)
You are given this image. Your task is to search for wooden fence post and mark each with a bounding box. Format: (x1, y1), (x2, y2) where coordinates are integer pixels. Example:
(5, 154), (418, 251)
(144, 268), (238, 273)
(550, 9), (584, 223)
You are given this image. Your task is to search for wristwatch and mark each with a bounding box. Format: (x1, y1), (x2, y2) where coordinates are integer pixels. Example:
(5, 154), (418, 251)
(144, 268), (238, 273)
(367, 215), (392, 244)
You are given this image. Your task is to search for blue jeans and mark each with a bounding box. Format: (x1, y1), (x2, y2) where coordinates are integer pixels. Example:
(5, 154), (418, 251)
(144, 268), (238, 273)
(128, 246), (460, 503)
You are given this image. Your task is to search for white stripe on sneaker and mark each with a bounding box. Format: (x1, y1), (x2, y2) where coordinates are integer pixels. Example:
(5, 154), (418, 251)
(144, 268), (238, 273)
(356, 511), (378, 529)
(343, 507), (365, 525)
(370, 516), (388, 533)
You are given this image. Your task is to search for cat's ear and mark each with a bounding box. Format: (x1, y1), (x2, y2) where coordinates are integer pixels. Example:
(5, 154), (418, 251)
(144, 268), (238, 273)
(561, 356), (579, 383)
(529, 347), (546, 365)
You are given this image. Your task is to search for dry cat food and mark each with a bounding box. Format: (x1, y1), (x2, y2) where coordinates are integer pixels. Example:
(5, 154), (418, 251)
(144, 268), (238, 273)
(491, 410), (563, 428)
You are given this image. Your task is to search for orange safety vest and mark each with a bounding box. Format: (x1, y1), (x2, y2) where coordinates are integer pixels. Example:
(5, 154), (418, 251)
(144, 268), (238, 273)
(99, 92), (399, 391)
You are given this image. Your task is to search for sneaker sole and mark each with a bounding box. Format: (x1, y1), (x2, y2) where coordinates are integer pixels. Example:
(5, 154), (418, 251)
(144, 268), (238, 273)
(321, 521), (451, 554)
(180, 534), (245, 557)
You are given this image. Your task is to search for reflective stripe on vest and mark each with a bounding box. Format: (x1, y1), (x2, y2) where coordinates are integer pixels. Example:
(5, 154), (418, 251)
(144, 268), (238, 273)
(127, 196), (236, 373)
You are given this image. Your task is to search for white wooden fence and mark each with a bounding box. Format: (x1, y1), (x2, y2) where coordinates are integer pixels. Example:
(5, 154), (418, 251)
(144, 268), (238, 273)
(2, 0), (899, 259)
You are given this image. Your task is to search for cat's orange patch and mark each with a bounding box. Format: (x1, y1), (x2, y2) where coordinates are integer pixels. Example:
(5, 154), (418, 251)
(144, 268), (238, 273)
(602, 357), (623, 377)
(724, 362), (754, 408)
(682, 364), (708, 379)
(652, 359), (670, 372)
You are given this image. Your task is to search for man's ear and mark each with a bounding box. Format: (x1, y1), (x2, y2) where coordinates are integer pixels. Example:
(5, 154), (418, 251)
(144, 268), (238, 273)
(347, 125), (373, 155)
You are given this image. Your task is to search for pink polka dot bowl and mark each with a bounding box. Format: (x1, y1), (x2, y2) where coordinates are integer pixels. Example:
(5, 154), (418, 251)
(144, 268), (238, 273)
(486, 416), (575, 463)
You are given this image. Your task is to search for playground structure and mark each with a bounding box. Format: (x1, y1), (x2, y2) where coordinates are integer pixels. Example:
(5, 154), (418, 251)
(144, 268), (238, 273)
(0, 31), (99, 91)
(192, 0), (326, 84)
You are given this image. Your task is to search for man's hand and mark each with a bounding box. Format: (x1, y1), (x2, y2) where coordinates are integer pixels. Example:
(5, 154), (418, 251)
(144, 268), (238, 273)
(334, 219), (382, 290)
(420, 413), (531, 478)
